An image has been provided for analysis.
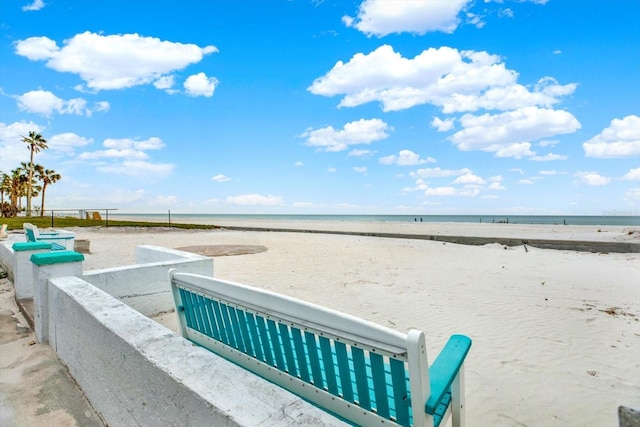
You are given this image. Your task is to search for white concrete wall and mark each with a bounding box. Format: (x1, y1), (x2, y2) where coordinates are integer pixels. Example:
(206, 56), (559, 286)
(33, 258), (83, 343)
(47, 276), (347, 427)
(82, 245), (213, 316)
(0, 240), (14, 277)
(15, 245), (55, 299)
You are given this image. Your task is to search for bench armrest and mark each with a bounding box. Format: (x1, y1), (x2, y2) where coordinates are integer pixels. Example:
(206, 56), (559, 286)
(39, 236), (74, 241)
(425, 334), (472, 415)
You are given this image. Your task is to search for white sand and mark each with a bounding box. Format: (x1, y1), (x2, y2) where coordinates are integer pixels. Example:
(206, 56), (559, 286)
(71, 221), (639, 426)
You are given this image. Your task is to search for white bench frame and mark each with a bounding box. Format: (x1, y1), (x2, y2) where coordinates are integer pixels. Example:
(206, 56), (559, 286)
(170, 270), (471, 427)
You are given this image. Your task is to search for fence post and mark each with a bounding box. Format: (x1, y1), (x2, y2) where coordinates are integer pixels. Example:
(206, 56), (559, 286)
(51, 210), (54, 227)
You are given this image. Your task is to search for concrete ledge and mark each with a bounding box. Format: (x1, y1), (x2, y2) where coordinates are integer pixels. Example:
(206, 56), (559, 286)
(48, 276), (346, 427)
(220, 226), (640, 253)
(13, 241), (52, 251)
(82, 245), (213, 316)
(31, 251), (85, 266)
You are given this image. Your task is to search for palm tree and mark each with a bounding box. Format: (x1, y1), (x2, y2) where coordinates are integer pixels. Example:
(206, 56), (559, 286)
(8, 167), (28, 213)
(21, 131), (48, 217)
(34, 164), (61, 217)
(0, 171), (8, 203)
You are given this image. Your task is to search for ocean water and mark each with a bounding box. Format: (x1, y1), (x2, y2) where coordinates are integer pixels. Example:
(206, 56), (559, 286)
(112, 213), (640, 226)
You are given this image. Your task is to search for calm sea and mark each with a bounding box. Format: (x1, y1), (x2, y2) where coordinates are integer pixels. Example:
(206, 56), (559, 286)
(112, 213), (640, 226)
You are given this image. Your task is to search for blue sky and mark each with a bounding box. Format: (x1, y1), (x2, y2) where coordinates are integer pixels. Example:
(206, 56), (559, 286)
(1, 0), (638, 215)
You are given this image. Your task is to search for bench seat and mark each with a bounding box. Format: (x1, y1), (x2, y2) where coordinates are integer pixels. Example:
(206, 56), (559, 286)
(23, 223), (74, 251)
(171, 271), (471, 427)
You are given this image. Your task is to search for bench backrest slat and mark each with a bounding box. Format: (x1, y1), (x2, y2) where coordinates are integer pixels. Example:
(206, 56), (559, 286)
(172, 272), (427, 427)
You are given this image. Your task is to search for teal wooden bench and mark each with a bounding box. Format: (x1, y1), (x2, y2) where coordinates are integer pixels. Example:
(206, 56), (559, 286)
(170, 271), (472, 427)
(23, 223), (73, 251)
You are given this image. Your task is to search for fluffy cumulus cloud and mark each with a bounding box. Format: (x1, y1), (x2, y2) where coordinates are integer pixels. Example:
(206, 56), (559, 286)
(226, 194), (284, 206)
(16, 89), (109, 117)
(96, 160), (175, 177)
(582, 115), (640, 158)
(353, 166), (367, 174)
(22, 0), (45, 11)
(48, 132), (93, 155)
(184, 72), (219, 97)
(449, 107), (580, 158)
(403, 167), (495, 198)
(78, 137), (164, 160)
(343, 0), (472, 36)
(212, 174), (231, 182)
(622, 168), (640, 181)
(0, 120), (45, 170)
(379, 149), (435, 166)
(453, 172), (486, 185)
(309, 45), (576, 113)
(409, 167), (472, 179)
(575, 171), (611, 186)
(77, 136), (173, 177)
(309, 45), (580, 158)
(431, 117), (455, 132)
(15, 32), (217, 91)
(301, 118), (391, 152)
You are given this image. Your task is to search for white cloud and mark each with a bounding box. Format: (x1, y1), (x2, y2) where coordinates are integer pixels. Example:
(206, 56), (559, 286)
(466, 12), (485, 29)
(353, 166), (367, 174)
(424, 186), (480, 197)
(22, 0), (45, 11)
(511, 168), (525, 175)
(431, 117), (455, 132)
(212, 174), (231, 182)
(494, 142), (535, 159)
(453, 173), (486, 185)
(96, 160), (175, 177)
(539, 170), (559, 175)
(154, 75), (176, 91)
(530, 153), (568, 161)
(226, 194), (284, 206)
(538, 139), (559, 147)
(622, 168), (640, 181)
(15, 89), (108, 117)
(450, 106), (580, 157)
(302, 118), (391, 152)
(309, 45), (577, 113)
(575, 171), (611, 186)
(380, 149), (435, 166)
(488, 181), (506, 190)
(150, 195), (178, 206)
(348, 149), (376, 157)
(294, 161), (304, 166)
(184, 72), (219, 97)
(625, 188), (640, 200)
(15, 32), (217, 91)
(518, 179), (536, 185)
(343, 0), (472, 36)
(48, 132), (93, 155)
(0, 120), (45, 170)
(327, 167), (337, 173)
(410, 167), (472, 179)
(583, 115), (640, 158)
(78, 137), (165, 162)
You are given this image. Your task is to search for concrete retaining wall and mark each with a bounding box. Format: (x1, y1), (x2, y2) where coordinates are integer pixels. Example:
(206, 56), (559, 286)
(0, 240), (13, 276)
(47, 276), (346, 427)
(82, 245), (213, 316)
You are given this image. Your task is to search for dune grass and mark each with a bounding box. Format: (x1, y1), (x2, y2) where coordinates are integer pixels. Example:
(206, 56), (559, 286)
(1, 217), (218, 230)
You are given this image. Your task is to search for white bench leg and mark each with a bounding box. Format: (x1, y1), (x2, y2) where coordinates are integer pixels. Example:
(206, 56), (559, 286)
(451, 365), (466, 427)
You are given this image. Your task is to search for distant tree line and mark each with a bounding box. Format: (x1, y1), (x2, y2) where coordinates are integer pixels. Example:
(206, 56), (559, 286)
(0, 131), (61, 218)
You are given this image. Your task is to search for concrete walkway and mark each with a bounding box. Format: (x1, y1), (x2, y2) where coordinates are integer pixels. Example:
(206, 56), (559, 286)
(0, 276), (105, 427)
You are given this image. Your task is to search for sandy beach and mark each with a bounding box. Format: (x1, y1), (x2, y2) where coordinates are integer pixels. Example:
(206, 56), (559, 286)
(3, 220), (640, 426)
